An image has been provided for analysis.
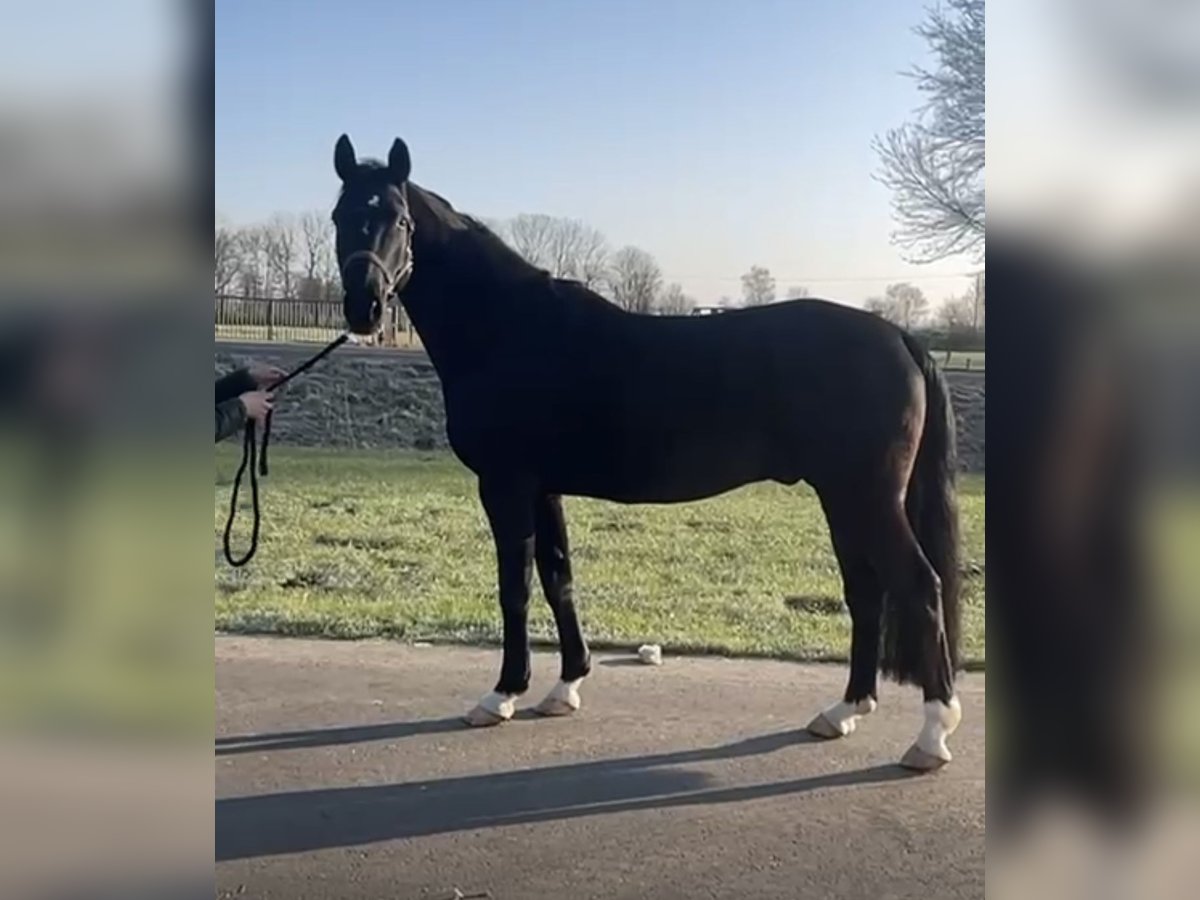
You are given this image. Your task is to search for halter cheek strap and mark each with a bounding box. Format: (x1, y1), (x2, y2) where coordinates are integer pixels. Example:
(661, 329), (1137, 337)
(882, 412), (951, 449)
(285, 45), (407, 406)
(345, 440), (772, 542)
(341, 222), (414, 298)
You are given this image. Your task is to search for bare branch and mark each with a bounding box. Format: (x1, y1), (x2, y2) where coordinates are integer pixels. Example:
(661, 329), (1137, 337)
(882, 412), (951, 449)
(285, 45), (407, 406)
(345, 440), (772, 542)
(263, 213), (299, 298)
(863, 282), (930, 330)
(657, 282), (696, 315)
(215, 218), (242, 295)
(875, 0), (984, 264)
(607, 246), (663, 314)
(298, 211), (337, 299)
(740, 265), (776, 306)
(503, 214), (611, 287)
(507, 214), (557, 270)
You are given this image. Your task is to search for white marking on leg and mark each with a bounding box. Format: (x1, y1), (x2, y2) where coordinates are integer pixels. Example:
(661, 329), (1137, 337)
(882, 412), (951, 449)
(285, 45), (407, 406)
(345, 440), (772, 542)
(463, 691), (516, 727)
(534, 678), (583, 717)
(479, 691), (517, 718)
(914, 696), (962, 761)
(806, 697), (876, 737)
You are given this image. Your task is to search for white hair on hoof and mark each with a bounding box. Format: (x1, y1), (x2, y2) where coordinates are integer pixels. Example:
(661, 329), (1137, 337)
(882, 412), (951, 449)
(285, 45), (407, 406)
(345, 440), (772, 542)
(805, 697), (877, 739)
(463, 691), (516, 727)
(533, 678), (582, 717)
(900, 696), (962, 771)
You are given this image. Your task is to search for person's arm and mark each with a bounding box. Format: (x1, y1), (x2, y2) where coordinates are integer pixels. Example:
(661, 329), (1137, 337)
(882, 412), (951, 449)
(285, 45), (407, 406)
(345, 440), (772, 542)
(216, 368), (256, 404)
(215, 396), (247, 442)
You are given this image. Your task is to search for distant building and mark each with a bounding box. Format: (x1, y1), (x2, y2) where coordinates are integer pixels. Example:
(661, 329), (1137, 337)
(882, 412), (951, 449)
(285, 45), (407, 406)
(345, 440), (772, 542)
(690, 306), (729, 316)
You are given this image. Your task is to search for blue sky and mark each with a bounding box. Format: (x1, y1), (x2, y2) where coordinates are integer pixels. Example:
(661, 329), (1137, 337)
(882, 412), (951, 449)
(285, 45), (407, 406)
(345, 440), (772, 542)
(215, 0), (978, 307)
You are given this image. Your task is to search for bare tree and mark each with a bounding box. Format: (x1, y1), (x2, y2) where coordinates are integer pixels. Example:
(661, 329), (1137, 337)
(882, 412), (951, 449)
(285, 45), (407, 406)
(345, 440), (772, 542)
(508, 213), (557, 270)
(741, 265), (776, 306)
(264, 213), (299, 298)
(784, 285), (811, 300)
(971, 271), (985, 330)
(874, 0), (984, 263)
(236, 225), (269, 297)
(935, 291), (977, 332)
(215, 219), (242, 295)
(316, 224), (340, 300)
(865, 282), (929, 329)
(657, 282), (696, 315)
(607, 246), (662, 314)
(889, 282), (929, 329)
(502, 213), (610, 288)
(864, 296), (889, 317)
(569, 223), (610, 290)
(543, 218), (585, 277)
(298, 211), (337, 300)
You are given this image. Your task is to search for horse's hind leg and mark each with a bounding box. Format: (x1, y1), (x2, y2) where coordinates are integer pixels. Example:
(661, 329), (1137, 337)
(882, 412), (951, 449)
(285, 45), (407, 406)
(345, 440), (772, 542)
(806, 491), (883, 739)
(869, 501), (961, 771)
(532, 494), (591, 716)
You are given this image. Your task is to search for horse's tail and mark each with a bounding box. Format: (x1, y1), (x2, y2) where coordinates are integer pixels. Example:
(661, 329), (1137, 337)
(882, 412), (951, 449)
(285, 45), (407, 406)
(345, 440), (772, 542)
(882, 333), (961, 683)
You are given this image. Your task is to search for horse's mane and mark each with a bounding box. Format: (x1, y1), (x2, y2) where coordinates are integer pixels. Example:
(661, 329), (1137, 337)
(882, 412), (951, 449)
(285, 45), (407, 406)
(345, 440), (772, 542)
(409, 182), (547, 285)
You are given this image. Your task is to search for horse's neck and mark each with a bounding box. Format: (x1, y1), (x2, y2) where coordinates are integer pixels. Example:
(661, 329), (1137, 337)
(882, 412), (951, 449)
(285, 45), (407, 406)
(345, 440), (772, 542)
(400, 235), (532, 379)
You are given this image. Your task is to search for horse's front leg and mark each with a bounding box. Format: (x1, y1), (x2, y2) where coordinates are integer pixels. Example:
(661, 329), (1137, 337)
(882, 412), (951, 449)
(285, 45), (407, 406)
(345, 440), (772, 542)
(464, 475), (537, 727)
(532, 493), (590, 716)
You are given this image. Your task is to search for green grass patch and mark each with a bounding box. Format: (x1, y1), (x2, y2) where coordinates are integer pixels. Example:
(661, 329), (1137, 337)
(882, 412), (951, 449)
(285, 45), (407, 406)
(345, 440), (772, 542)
(216, 447), (985, 665)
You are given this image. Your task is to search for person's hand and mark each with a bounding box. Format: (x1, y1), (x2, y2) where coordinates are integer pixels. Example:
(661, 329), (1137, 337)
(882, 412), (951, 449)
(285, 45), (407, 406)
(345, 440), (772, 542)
(248, 364), (286, 389)
(239, 390), (274, 423)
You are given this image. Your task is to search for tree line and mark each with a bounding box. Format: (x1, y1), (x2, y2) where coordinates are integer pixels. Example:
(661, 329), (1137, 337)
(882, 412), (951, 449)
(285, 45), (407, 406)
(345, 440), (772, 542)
(213, 209), (807, 317)
(214, 210), (702, 315)
(864, 279), (984, 336)
(215, 211), (982, 335)
(215, 212), (341, 302)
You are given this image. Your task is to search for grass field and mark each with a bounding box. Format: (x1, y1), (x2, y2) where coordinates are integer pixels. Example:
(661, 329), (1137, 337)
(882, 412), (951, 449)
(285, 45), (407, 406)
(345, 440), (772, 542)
(216, 447), (985, 665)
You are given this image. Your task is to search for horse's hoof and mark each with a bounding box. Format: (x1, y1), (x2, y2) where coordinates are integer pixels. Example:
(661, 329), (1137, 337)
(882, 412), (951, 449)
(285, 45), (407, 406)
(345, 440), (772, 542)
(533, 679), (582, 717)
(463, 705), (506, 727)
(900, 743), (951, 772)
(805, 712), (847, 739)
(533, 696), (577, 717)
(463, 691), (516, 727)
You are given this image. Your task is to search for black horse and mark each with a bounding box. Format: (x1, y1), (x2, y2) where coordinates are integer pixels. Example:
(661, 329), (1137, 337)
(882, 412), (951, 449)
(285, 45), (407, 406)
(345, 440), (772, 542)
(331, 135), (963, 770)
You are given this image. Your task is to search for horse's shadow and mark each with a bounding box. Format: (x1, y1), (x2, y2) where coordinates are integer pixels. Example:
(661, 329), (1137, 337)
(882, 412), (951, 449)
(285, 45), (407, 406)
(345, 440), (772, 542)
(217, 714), (492, 755)
(216, 719), (918, 861)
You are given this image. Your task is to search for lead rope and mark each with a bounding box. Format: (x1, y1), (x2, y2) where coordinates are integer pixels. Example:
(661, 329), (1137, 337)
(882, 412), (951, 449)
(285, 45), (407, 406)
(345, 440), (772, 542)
(222, 333), (350, 567)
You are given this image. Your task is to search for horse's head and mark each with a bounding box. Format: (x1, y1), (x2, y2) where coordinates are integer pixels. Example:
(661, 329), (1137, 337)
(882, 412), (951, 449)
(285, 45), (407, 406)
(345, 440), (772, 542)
(331, 134), (415, 335)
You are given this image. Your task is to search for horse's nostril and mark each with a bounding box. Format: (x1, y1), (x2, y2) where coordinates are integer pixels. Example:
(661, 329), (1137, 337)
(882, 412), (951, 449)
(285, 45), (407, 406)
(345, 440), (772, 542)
(371, 299), (383, 321)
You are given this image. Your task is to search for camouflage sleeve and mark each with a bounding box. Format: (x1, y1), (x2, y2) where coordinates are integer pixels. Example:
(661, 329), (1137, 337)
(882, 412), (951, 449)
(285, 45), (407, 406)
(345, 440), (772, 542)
(216, 396), (247, 443)
(216, 368), (256, 404)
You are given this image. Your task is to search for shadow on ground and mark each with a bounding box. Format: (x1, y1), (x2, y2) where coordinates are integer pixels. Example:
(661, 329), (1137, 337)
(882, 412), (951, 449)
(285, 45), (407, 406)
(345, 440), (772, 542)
(216, 720), (918, 861)
(218, 715), (490, 755)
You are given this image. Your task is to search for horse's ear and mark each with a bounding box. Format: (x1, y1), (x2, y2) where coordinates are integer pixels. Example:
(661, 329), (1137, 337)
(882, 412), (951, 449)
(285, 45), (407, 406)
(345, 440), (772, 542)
(388, 138), (411, 184)
(334, 134), (357, 182)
